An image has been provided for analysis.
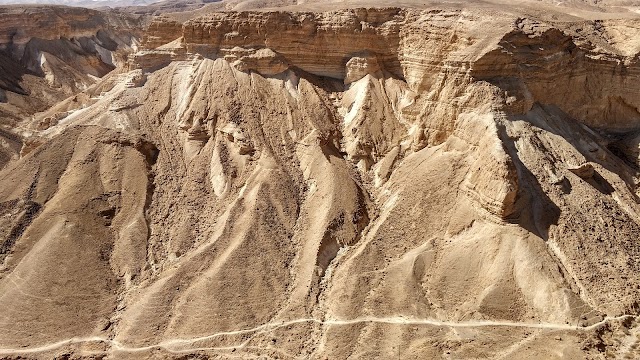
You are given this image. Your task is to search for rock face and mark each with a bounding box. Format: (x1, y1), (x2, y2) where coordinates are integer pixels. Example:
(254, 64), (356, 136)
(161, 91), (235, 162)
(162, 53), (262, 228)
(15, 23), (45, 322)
(1, 3), (640, 360)
(344, 52), (382, 84)
(181, 9), (405, 79)
(0, 5), (142, 151)
(473, 21), (640, 131)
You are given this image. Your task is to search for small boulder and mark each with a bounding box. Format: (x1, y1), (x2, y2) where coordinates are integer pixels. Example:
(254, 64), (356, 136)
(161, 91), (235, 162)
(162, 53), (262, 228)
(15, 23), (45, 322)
(568, 163), (595, 179)
(225, 47), (288, 76)
(344, 52), (382, 85)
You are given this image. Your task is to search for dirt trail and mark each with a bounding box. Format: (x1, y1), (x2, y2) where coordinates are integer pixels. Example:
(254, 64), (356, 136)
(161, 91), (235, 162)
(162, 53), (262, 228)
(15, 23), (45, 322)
(0, 314), (636, 355)
(3, 4), (640, 359)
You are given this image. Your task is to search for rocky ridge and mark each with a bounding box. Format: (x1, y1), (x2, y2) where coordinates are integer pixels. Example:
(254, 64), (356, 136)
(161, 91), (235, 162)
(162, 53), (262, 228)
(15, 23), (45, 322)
(0, 5), (142, 168)
(1, 4), (640, 359)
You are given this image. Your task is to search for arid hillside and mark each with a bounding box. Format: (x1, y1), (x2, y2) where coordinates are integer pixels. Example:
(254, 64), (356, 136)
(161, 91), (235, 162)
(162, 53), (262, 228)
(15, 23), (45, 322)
(1, 2), (640, 359)
(0, 5), (142, 168)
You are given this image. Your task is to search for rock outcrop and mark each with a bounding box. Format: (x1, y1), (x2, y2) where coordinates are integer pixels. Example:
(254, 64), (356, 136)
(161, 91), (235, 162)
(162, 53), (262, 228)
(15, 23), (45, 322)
(2, 3), (640, 360)
(0, 5), (142, 144)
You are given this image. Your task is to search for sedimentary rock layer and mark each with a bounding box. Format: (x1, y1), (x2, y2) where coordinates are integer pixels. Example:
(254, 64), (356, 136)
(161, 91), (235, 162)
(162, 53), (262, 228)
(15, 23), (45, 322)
(1, 4), (640, 359)
(0, 5), (142, 145)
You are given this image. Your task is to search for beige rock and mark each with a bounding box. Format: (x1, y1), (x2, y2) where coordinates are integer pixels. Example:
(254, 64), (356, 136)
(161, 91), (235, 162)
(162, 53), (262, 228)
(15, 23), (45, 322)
(344, 52), (382, 84)
(568, 162), (596, 179)
(2, 3), (640, 360)
(224, 47), (289, 75)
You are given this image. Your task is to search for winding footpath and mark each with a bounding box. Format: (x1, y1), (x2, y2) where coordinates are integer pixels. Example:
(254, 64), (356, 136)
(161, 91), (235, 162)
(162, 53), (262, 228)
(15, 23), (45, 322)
(0, 314), (637, 355)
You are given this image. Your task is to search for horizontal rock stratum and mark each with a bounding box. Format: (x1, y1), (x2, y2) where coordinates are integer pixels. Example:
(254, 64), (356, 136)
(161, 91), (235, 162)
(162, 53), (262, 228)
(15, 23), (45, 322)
(1, 2), (640, 359)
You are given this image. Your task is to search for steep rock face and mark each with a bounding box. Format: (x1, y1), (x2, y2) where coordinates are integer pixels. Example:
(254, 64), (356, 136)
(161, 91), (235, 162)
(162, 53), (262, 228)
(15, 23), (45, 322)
(0, 5), (143, 148)
(0, 6), (136, 47)
(473, 20), (640, 131)
(153, 8), (511, 92)
(142, 16), (183, 50)
(181, 8), (405, 79)
(146, 9), (640, 136)
(2, 6), (640, 360)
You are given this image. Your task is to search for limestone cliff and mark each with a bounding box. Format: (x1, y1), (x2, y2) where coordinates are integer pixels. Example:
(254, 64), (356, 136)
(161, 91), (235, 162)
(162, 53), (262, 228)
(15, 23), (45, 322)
(1, 4), (640, 360)
(0, 5), (143, 169)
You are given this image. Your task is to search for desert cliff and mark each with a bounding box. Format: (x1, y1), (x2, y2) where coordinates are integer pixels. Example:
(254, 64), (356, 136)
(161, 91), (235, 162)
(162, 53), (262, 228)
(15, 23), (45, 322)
(0, 2), (640, 359)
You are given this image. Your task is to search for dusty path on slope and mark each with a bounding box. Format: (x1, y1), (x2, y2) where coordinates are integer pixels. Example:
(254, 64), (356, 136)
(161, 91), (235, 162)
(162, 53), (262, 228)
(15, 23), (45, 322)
(0, 314), (637, 355)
